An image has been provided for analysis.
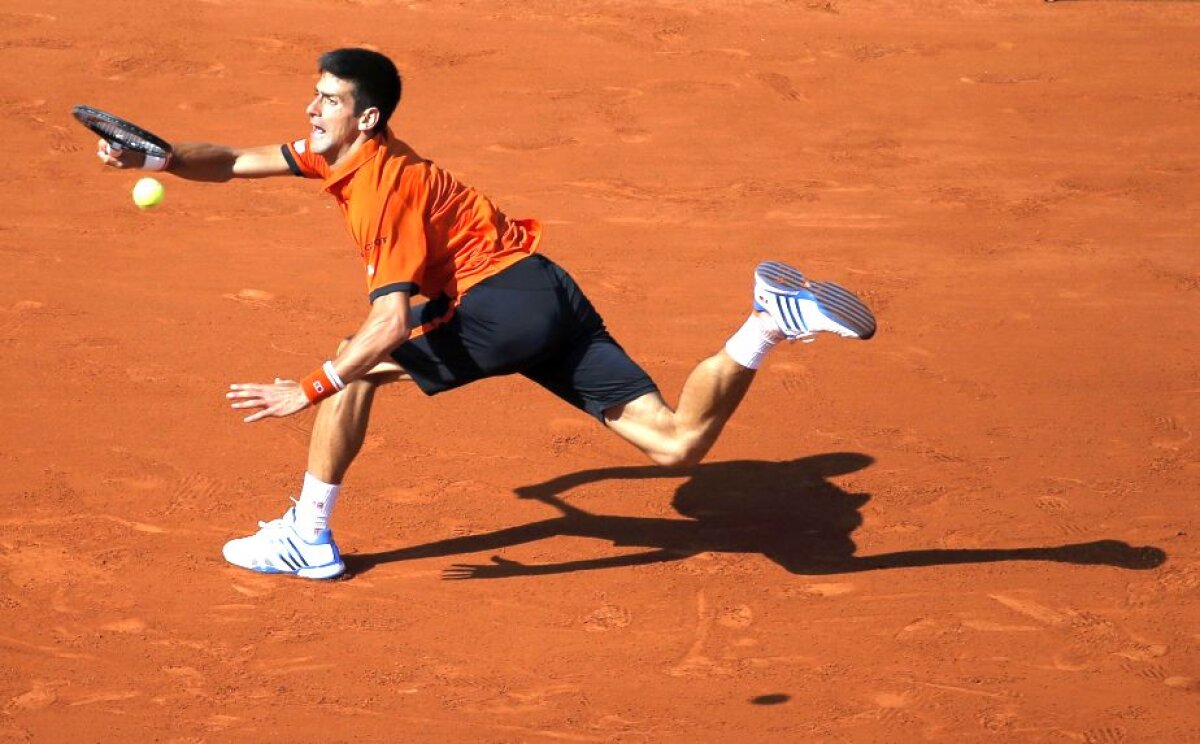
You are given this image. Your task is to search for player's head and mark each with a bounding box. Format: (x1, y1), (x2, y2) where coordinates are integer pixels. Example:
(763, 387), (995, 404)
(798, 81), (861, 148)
(307, 48), (402, 157)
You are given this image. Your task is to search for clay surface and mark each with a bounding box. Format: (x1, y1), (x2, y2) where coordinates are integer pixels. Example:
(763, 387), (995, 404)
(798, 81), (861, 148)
(1, 1), (1196, 740)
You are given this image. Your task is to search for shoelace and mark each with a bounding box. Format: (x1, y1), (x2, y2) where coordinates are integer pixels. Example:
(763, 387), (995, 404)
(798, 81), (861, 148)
(254, 498), (300, 532)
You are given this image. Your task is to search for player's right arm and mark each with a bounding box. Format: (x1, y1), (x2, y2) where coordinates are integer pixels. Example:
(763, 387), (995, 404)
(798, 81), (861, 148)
(96, 140), (293, 181)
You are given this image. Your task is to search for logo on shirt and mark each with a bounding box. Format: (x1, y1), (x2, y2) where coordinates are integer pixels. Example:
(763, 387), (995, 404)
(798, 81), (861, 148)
(360, 235), (388, 259)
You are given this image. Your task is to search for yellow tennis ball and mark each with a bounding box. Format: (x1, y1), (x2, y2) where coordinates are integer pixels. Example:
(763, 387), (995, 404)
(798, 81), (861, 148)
(132, 177), (164, 209)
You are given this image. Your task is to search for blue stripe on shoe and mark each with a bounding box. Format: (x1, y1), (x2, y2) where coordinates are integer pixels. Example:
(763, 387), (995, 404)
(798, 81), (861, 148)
(774, 297), (793, 331)
(286, 538), (309, 567)
(776, 297), (795, 332)
(781, 297), (805, 333)
(785, 298), (809, 333)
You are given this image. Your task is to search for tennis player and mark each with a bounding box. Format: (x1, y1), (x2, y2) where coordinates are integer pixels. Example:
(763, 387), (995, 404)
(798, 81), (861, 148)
(97, 48), (876, 579)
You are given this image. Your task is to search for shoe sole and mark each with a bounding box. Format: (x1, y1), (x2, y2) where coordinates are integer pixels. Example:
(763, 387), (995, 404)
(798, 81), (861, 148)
(297, 561), (346, 580)
(755, 261), (876, 340)
(230, 561), (346, 580)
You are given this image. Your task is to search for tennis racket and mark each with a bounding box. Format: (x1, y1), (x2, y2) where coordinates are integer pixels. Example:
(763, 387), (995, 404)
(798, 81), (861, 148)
(72, 104), (173, 166)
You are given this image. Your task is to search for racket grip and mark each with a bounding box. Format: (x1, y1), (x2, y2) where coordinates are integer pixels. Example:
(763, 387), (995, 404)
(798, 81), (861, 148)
(104, 140), (167, 170)
(142, 153), (169, 171)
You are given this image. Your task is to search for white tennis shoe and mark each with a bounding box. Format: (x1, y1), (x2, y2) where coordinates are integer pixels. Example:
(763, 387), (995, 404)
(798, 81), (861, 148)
(753, 261), (877, 342)
(222, 506), (345, 580)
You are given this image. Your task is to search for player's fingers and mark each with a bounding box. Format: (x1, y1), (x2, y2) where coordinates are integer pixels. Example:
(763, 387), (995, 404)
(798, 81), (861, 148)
(243, 408), (274, 424)
(227, 384), (268, 396)
(225, 389), (263, 400)
(226, 394), (261, 404)
(97, 140), (125, 167)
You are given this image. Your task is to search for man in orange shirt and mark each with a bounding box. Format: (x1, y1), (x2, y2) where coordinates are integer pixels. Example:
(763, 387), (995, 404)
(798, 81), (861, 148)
(98, 49), (875, 580)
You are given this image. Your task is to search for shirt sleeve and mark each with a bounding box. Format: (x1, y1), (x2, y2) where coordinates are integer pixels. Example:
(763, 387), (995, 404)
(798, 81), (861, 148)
(366, 178), (428, 302)
(281, 137), (327, 179)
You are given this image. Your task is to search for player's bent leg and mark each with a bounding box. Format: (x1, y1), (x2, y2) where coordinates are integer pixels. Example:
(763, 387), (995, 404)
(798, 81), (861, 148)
(306, 338), (411, 484)
(223, 340), (415, 580)
(225, 289), (554, 580)
(604, 391), (686, 466)
(605, 351), (756, 468)
(596, 261), (875, 469)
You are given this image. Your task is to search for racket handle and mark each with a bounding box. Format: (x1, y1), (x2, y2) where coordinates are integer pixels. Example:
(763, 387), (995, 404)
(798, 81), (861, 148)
(106, 140), (168, 171)
(143, 153), (169, 171)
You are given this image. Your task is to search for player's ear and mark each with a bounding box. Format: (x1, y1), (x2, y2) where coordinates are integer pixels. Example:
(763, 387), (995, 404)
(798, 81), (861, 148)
(358, 107), (381, 133)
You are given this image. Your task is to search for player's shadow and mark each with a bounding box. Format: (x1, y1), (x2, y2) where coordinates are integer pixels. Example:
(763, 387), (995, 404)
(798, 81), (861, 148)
(345, 453), (1166, 579)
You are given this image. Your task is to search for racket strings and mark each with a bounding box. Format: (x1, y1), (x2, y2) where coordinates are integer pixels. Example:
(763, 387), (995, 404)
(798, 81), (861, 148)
(91, 120), (167, 156)
(73, 106), (171, 157)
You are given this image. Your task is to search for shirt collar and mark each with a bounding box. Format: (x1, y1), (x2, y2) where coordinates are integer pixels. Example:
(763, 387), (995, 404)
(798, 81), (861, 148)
(321, 130), (389, 192)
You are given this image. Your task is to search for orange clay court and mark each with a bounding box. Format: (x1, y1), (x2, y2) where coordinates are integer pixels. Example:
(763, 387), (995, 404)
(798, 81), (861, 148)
(1, 0), (1197, 741)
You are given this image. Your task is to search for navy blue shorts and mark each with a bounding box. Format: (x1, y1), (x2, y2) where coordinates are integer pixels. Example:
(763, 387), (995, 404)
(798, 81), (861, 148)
(391, 254), (659, 421)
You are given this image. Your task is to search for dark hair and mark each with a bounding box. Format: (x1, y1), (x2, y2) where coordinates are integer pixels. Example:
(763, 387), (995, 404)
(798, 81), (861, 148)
(318, 48), (403, 133)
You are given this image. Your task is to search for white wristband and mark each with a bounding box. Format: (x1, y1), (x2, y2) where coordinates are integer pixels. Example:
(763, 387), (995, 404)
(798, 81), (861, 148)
(322, 360), (346, 391)
(143, 153), (169, 171)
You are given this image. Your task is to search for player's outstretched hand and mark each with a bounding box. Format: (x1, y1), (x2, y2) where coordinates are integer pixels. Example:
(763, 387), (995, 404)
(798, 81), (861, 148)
(95, 138), (147, 170)
(443, 556), (528, 580)
(226, 378), (310, 423)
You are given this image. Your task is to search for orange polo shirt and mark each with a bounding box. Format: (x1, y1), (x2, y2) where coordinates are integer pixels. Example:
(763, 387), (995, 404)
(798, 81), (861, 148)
(282, 130), (540, 326)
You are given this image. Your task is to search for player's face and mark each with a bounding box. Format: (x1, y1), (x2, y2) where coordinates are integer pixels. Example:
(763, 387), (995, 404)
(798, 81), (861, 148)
(306, 72), (373, 160)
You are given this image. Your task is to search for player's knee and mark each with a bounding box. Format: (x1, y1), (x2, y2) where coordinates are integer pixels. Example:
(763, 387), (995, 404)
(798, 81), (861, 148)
(656, 453), (703, 468)
(647, 439), (705, 468)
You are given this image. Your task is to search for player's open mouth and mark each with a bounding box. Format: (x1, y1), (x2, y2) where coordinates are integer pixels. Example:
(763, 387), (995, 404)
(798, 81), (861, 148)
(312, 125), (326, 137)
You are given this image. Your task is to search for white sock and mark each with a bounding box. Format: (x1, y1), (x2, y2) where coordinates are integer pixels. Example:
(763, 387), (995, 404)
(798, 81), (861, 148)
(294, 472), (340, 540)
(724, 313), (784, 370)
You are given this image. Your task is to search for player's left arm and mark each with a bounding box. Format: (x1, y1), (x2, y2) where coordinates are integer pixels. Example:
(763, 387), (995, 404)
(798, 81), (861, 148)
(226, 292), (413, 423)
(327, 291), (413, 382)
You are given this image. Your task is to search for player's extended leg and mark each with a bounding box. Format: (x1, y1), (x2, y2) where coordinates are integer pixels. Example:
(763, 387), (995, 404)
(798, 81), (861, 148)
(221, 345), (410, 580)
(606, 261), (876, 467)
